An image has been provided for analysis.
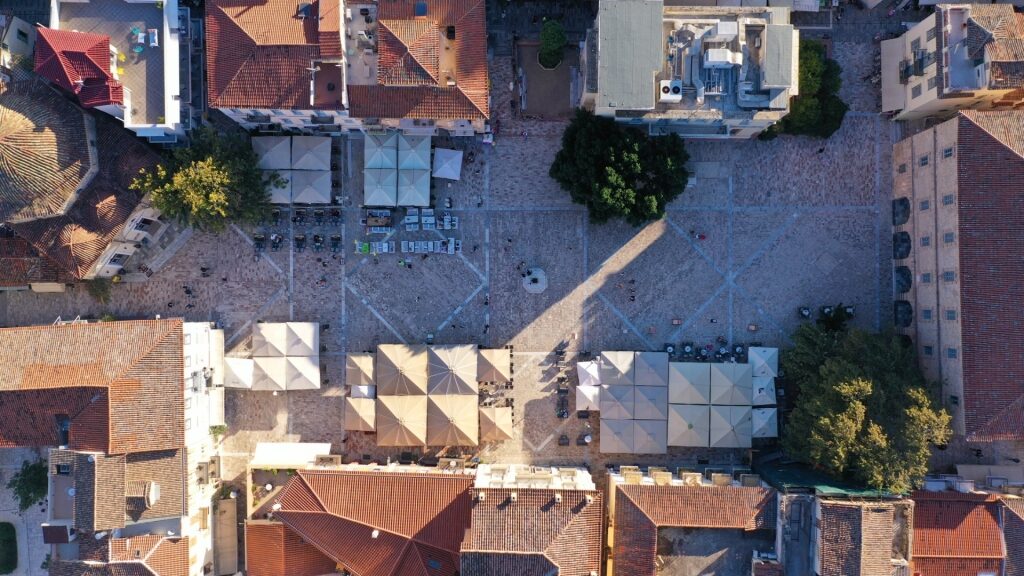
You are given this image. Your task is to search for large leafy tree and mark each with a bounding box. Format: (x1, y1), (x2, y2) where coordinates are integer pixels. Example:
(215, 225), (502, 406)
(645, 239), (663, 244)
(6, 459), (48, 512)
(549, 110), (689, 226)
(772, 40), (848, 139)
(131, 127), (273, 231)
(782, 324), (951, 494)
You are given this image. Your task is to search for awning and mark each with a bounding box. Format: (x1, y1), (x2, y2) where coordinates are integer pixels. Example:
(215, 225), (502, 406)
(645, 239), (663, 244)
(669, 362), (711, 404)
(265, 170), (292, 204)
(224, 357), (254, 388)
(365, 132), (398, 169)
(634, 352), (669, 386)
(709, 405), (753, 448)
(633, 386), (668, 420)
(291, 136), (331, 170)
(751, 407), (778, 438)
(363, 168), (397, 207)
(285, 356), (320, 390)
(252, 323), (289, 357)
(748, 347), (779, 378)
(253, 136), (290, 170)
(668, 404), (710, 447)
(376, 395), (427, 446)
(376, 344), (428, 395)
(577, 361), (601, 387)
(251, 442), (332, 468)
(427, 345), (479, 395)
(576, 385), (600, 411)
(344, 397), (376, 431)
(432, 148), (463, 180)
(427, 395), (479, 446)
(252, 357), (287, 391)
(710, 363), (753, 405)
(285, 322), (319, 356)
(397, 169), (430, 207)
(752, 376), (777, 406)
(600, 384), (634, 419)
(477, 348), (511, 383)
(346, 353), (375, 386)
(290, 170), (331, 204)
(600, 419), (634, 454)
(633, 420), (667, 454)
(398, 134), (431, 170)
(479, 406), (513, 442)
(599, 351), (635, 385)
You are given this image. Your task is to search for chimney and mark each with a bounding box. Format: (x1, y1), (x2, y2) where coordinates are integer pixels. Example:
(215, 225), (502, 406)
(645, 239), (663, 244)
(126, 481), (161, 509)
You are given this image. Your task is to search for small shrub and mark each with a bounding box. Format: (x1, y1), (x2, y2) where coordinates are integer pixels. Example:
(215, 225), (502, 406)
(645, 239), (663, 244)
(209, 424), (228, 439)
(539, 20), (566, 69)
(85, 278), (112, 304)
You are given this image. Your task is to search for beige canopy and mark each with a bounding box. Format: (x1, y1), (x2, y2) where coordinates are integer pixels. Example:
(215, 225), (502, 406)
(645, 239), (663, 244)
(376, 395), (427, 446)
(479, 406), (513, 442)
(344, 397), (376, 431)
(600, 419), (634, 454)
(633, 386), (668, 420)
(633, 420), (667, 454)
(376, 344), (428, 395)
(577, 361), (601, 387)
(291, 136), (331, 170)
(709, 405), (753, 448)
(346, 353), (375, 387)
(634, 352), (669, 387)
(599, 351), (635, 385)
(600, 385), (634, 419)
(285, 356), (321, 390)
(748, 347), (779, 378)
(284, 322), (319, 356)
(252, 357), (287, 391)
(252, 323), (289, 357)
(710, 363), (753, 406)
(668, 404), (710, 447)
(427, 345), (479, 395)
(253, 136), (291, 170)
(669, 362), (711, 404)
(427, 395), (479, 446)
(576, 385), (600, 411)
(477, 348), (511, 383)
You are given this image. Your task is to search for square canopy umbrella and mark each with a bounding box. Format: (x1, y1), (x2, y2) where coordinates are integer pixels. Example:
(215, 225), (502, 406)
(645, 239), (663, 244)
(345, 397), (376, 431)
(253, 136), (291, 170)
(479, 406), (513, 442)
(752, 376), (777, 406)
(633, 420), (668, 454)
(376, 344), (428, 395)
(252, 323), (289, 357)
(351, 385), (375, 398)
(363, 168), (397, 207)
(752, 407), (778, 438)
(576, 361), (601, 387)
(669, 362), (711, 404)
(634, 352), (669, 386)
(427, 345), (479, 395)
(710, 363), (754, 405)
(599, 351), (635, 385)
(477, 348), (511, 383)
(290, 170), (331, 204)
(709, 405), (753, 448)
(749, 347), (779, 378)
(427, 395), (479, 446)
(634, 386), (668, 420)
(285, 356), (321, 390)
(224, 357), (255, 388)
(432, 147), (463, 180)
(291, 136), (331, 170)
(346, 353), (375, 386)
(376, 395), (427, 446)
(576, 385), (600, 411)
(397, 169), (430, 206)
(600, 384), (634, 419)
(600, 419), (634, 454)
(285, 322), (319, 356)
(398, 134), (431, 170)
(264, 170), (292, 204)
(365, 132), (398, 169)
(252, 357), (287, 391)
(668, 404), (710, 447)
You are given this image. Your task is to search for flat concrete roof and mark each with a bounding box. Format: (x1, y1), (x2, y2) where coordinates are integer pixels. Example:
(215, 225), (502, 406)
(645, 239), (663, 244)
(597, 0), (665, 111)
(763, 24), (794, 88)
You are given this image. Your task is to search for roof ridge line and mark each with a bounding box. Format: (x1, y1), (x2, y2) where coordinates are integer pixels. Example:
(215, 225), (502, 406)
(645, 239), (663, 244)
(295, 470), (330, 513)
(379, 19), (438, 84)
(962, 111), (1024, 162)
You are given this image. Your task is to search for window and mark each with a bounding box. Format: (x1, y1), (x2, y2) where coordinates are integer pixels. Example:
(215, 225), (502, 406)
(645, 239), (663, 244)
(134, 217), (159, 234)
(16, 28), (28, 42)
(928, 76), (937, 90)
(942, 147), (954, 159)
(919, 155), (930, 167)
(912, 84), (923, 99)
(920, 236), (931, 247)
(911, 38), (921, 51)
(927, 27), (937, 41)
(943, 270), (956, 282)
(946, 309), (957, 321)
(947, 348), (958, 359)
(923, 345), (934, 356)
(920, 199), (930, 211)
(944, 232), (956, 243)
(942, 194), (955, 205)
(921, 309), (933, 320)
(108, 252), (131, 266)
(898, 163), (907, 174)
(921, 272), (933, 283)
(56, 463), (71, 475)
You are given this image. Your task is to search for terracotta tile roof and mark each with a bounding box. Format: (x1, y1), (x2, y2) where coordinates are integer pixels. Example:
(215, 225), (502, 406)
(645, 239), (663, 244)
(264, 469), (474, 576)
(34, 27), (123, 108)
(124, 449), (187, 524)
(347, 0), (488, 120)
(108, 535), (190, 576)
(1005, 499), (1024, 576)
(0, 319), (184, 454)
(816, 500), (901, 576)
(460, 488), (603, 576)
(612, 483), (777, 575)
(245, 522), (338, 576)
(752, 562), (784, 576)
(0, 71), (91, 225)
(911, 491), (1005, 576)
(961, 7), (1024, 89)
(0, 235), (71, 287)
(954, 110), (1024, 441)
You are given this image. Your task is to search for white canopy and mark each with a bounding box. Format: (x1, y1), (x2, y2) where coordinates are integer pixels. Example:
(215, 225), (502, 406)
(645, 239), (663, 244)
(752, 376), (777, 406)
(576, 385), (600, 411)
(710, 363), (753, 406)
(577, 361), (601, 387)
(224, 357), (255, 388)
(285, 356), (321, 390)
(432, 147), (463, 180)
(398, 134), (431, 170)
(668, 404), (710, 447)
(265, 170), (292, 204)
(479, 406), (514, 442)
(634, 352), (669, 387)
(633, 386), (668, 420)
(427, 395), (479, 446)
(291, 136), (331, 170)
(752, 407), (778, 438)
(600, 419), (634, 454)
(350, 385), (376, 399)
(346, 353), (375, 387)
(633, 420), (667, 454)
(290, 170), (331, 204)
(477, 348), (511, 383)
(709, 405), (753, 448)
(252, 323), (289, 357)
(344, 397), (376, 431)
(427, 345), (479, 395)
(376, 395), (427, 446)
(749, 347), (779, 378)
(253, 136), (291, 170)
(252, 357), (287, 391)
(669, 362), (711, 404)
(284, 322), (319, 356)
(599, 351), (635, 385)
(251, 442), (332, 469)
(397, 169), (430, 207)
(363, 168), (397, 207)
(600, 384), (634, 419)
(365, 132), (398, 169)
(376, 344), (428, 395)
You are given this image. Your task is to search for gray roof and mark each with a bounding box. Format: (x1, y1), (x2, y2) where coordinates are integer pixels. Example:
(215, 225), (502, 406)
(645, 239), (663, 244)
(763, 24), (794, 89)
(597, 0), (664, 111)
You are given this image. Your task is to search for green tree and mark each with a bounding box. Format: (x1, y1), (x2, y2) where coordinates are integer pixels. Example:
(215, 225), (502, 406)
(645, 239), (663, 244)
(778, 40), (848, 139)
(549, 110), (689, 226)
(782, 324), (952, 494)
(131, 126), (273, 231)
(539, 20), (566, 69)
(6, 459), (48, 512)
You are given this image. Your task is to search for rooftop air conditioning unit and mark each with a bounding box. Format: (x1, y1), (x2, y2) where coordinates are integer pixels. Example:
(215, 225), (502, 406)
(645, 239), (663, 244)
(659, 80), (682, 103)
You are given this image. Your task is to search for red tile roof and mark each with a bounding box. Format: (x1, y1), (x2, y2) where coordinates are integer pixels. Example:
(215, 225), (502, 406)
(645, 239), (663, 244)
(816, 500), (901, 576)
(0, 236), (71, 287)
(49, 535), (189, 576)
(0, 319), (184, 454)
(911, 491), (1005, 576)
(34, 27), (123, 108)
(612, 483), (777, 576)
(1005, 499), (1024, 576)
(955, 110), (1024, 441)
(460, 488), (603, 576)
(263, 469), (474, 576)
(245, 522), (338, 576)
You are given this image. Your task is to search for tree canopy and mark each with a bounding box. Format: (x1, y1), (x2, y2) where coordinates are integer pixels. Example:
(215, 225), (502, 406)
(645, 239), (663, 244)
(539, 20), (566, 69)
(131, 126), (273, 231)
(782, 322), (951, 494)
(770, 40), (848, 139)
(549, 110), (690, 226)
(6, 459), (48, 512)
